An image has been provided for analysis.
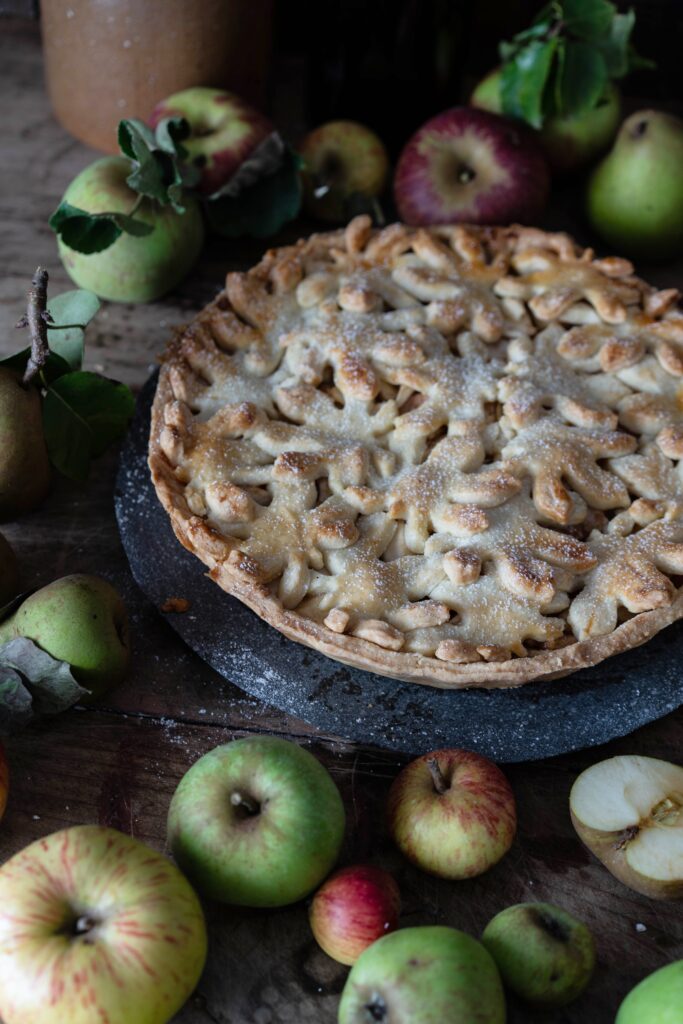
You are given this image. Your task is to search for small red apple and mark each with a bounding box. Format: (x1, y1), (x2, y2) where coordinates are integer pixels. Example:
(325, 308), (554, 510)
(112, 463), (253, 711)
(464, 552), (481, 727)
(309, 865), (400, 966)
(149, 86), (274, 195)
(393, 107), (549, 226)
(387, 749), (516, 879)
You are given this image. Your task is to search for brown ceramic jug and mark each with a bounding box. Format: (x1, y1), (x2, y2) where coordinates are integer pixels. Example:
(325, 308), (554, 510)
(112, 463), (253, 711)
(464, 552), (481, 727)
(41, 0), (273, 153)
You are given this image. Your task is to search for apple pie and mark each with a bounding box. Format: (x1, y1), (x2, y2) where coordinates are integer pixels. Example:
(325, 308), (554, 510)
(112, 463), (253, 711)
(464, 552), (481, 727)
(149, 217), (683, 688)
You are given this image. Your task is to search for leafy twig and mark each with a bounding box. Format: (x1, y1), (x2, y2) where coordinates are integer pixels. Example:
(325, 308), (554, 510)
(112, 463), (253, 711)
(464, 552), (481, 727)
(16, 267), (50, 387)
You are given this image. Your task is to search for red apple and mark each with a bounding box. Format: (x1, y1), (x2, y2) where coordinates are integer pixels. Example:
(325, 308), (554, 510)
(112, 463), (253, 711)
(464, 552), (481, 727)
(387, 749), (516, 879)
(309, 865), (400, 966)
(149, 86), (274, 195)
(393, 107), (549, 226)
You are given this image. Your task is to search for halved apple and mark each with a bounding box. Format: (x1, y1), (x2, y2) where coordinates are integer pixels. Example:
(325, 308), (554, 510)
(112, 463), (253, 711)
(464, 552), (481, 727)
(570, 755), (683, 899)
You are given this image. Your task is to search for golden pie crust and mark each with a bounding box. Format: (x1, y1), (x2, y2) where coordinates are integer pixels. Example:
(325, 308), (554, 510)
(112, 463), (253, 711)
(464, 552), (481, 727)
(149, 217), (683, 689)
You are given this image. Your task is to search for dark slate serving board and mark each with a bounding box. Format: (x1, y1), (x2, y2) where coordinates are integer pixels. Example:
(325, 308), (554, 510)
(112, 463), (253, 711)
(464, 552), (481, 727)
(115, 373), (683, 761)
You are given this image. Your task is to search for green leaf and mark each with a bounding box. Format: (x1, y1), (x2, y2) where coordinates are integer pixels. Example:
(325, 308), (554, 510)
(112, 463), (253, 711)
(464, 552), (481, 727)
(562, 0), (615, 40)
(0, 637), (87, 733)
(208, 132), (286, 201)
(500, 17), (554, 62)
(501, 37), (558, 129)
(118, 116), (196, 212)
(49, 201), (122, 254)
(117, 118), (157, 160)
(42, 371), (135, 481)
(49, 202), (152, 254)
(0, 348), (70, 384)
(206, 146), (303, 239)
(45, 289), (100, 371)
(559, 40), (608, 116)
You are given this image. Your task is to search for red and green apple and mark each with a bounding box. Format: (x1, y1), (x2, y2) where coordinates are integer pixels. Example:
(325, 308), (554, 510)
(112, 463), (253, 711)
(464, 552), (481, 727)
(387, 748), (517, 879)
(309, 864), (400, 966)
(0, 825), (207, 1024)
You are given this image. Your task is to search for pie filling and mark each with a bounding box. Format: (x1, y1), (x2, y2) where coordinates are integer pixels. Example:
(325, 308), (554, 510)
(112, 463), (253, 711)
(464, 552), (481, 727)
(149, 217), (683, 684)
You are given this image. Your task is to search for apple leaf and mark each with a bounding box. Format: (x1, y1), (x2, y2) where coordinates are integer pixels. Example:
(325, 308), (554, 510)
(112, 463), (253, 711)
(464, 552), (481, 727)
(49, 201), (153, 255)
(206, 145), (302, 239)
(42, 371), (135, 481)
(0, 637), (88, 734)
(118, 116), (200, 213)
(562, 0), (615, 41)
(501, 38), (558, 129)
(559, 41), (608, 116)
(207, 132), (287, 201)
(45, 289), (100, 371)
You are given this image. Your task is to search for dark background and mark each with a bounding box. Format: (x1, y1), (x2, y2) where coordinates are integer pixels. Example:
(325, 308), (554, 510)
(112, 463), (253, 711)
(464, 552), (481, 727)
(2, 1), (681, 148)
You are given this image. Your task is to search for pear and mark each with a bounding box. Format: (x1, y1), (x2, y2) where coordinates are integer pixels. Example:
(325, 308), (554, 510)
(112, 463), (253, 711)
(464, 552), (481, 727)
(0, 367), (50, 520)
(0, 574), (130, 699)
(0, 531), (19, 606)
(586, 110), (683, 260)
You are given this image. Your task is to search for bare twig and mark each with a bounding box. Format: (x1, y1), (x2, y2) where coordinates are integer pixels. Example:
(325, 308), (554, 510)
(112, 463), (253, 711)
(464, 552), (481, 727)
(17, 267), (50, 387)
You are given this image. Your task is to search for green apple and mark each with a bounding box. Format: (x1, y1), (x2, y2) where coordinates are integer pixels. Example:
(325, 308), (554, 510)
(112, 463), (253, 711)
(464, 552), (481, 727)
(0, 368), (50, 520)
(616, 960), (683, 1024)
(300, 120), (390, 222)
(149, 87), (274, 196)
(471, 68), (621, 173)
(57, 156), (205, 302)
(338, 925), (505, 1024)
(570, 754), (683, 899)
(482, 902), (595, 1006)
(0, 825), (207, 1024)
(0, 531), (19, 605)
(0, 574), (130, 699)
(586, 110), (683, 260)
(167, 736), (345, 907)
(386, 748), (517, 879)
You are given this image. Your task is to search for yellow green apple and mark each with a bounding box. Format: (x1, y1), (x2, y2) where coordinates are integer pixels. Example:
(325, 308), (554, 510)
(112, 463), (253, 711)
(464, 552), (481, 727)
(616, 960), (683, 1024)
(300, 120), (389, 222)
(338, 925), (505, 1024)
(168, 736), (345, 907)
(57, 156), (205, 302)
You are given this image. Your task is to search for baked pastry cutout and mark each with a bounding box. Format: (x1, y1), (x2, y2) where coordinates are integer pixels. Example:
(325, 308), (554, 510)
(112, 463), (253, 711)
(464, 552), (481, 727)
(149, 218), (683, 688)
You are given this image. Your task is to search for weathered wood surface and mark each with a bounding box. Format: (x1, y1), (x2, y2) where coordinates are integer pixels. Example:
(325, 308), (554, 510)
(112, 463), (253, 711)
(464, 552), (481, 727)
(0, 19), (682, 1024)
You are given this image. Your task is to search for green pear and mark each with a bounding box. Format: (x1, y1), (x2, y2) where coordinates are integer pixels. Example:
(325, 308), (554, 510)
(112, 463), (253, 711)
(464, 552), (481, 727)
(0, 531), (19, 606)
(0, 368), (50, 520)
(587, 110), (683, 260)
(471, 68), (620, 173)
(338, 926), (505, 1024)
(57, 157), (205, 303)
(616, 960), (683, 1024)
(482, 902), (595, 1007)
(0, 574), (130, 699)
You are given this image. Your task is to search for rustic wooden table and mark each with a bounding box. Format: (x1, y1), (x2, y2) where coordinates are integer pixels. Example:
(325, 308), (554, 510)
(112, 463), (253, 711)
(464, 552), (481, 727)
(1, 19), (682, 1024)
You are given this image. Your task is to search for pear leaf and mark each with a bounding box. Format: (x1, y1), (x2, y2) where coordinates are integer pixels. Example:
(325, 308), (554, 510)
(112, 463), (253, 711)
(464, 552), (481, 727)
(206, 145), (302, 239)
(0, 348), (70, 384)
(45, 289), (100, 371)
(0, 637), (88, 733)
(42, 372), (135, 481)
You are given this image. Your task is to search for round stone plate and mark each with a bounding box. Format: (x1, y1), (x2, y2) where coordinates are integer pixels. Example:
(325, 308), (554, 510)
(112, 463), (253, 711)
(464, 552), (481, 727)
(115, 373), (683, 761)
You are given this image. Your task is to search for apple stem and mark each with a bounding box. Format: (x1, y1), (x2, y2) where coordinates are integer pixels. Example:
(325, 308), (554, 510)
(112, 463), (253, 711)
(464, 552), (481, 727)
(16, 267), (51, 388)
(427, 757), (450, 795)
(230, 790), (260, 817)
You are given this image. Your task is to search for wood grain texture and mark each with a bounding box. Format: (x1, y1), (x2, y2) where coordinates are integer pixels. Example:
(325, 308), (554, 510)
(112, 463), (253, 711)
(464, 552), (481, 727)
(0, 19), (681, 1024)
